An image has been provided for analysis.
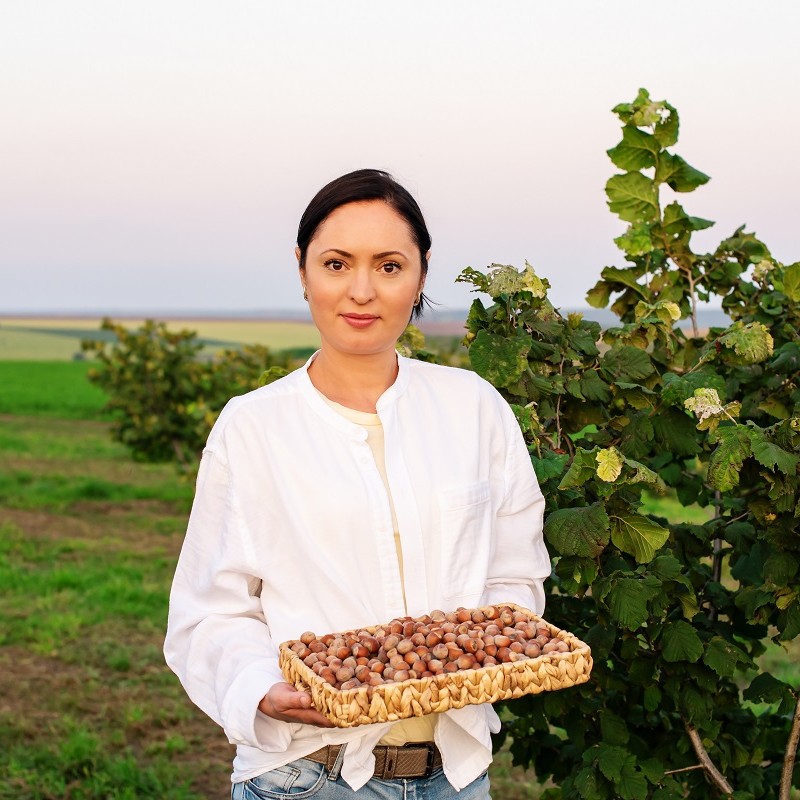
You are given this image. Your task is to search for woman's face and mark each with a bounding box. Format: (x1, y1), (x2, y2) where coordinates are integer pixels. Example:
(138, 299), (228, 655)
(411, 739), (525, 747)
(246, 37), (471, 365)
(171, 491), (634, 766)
(298, 200), (426, 359)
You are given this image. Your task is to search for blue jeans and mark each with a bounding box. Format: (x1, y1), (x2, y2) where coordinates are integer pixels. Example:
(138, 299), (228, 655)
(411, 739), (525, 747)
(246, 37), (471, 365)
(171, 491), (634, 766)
(231, 757), (491, 799)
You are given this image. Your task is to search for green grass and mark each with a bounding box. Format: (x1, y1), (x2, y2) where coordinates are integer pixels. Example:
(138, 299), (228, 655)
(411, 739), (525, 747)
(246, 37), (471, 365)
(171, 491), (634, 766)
(0, 415), (233, 798)
(0, 470), (192, 510)
(0, 361), (109, 418)
(0, 719), (202, 800)
(641, 489), (714, 525)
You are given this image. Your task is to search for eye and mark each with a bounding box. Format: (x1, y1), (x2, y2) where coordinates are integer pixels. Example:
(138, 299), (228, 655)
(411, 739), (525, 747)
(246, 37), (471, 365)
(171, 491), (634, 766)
(323, 259), (346, 272)
(380, 261), (402, 275)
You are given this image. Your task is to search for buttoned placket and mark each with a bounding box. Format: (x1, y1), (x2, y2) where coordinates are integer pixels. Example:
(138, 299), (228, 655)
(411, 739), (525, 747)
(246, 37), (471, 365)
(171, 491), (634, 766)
(354, 435), (407, 619)
(378, 403), (430, 619)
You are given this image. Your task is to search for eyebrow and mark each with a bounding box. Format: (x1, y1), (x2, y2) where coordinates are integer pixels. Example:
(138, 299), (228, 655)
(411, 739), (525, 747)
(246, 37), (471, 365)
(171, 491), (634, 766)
(320, 248), (408, 260)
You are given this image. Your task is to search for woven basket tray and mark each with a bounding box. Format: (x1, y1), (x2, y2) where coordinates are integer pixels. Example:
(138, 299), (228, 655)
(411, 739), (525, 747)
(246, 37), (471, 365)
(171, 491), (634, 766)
(279, 603), (592, 728)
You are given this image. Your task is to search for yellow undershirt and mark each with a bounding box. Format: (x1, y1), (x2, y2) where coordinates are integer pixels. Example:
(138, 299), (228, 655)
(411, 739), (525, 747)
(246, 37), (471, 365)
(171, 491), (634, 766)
(321, 395), (437, 745)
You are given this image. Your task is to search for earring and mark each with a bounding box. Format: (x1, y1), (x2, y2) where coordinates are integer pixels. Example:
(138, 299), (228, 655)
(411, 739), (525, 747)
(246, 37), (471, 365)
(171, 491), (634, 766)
(414, 291), (422, 306)
(303, 287), (308, 301)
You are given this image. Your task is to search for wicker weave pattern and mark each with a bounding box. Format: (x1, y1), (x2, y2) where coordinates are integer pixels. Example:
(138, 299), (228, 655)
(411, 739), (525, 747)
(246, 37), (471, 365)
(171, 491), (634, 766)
(279, 604), (593, 728)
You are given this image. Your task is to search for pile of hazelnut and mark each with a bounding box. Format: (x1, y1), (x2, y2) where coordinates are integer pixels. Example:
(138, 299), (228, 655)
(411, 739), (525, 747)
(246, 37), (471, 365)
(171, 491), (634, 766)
(286, 605), (570, 692)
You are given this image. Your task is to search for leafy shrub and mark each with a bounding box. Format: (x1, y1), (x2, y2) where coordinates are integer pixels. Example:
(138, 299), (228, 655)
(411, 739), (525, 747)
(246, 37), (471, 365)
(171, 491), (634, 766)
(459, 90), (799, 799)
(82, 319), (295, 467)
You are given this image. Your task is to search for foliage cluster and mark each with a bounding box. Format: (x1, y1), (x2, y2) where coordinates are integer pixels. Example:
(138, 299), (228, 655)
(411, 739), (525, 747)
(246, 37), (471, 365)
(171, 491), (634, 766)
(81, 319), (308, 467)
(455, 89), (799, 799)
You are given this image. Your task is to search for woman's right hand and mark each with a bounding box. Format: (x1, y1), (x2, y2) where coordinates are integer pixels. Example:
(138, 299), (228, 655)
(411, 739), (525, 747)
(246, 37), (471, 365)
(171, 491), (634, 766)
(258, 682), (335, 727)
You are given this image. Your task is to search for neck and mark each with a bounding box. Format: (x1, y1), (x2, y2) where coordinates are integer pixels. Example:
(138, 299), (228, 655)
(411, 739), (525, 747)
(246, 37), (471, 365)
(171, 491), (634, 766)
(308, 348), (398, 413)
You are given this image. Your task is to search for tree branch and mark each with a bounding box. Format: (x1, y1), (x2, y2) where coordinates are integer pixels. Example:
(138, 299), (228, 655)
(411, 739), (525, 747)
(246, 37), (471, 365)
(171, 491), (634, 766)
(779, 693), (800, 800)
(709, 490), (723, 622)
(664, 764), (705, 776)
(684, 721), (734, 796)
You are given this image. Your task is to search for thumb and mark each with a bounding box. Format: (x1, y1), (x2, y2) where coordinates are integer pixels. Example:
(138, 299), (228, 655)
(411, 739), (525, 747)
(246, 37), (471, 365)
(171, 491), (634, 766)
(277, 685), (312, 710)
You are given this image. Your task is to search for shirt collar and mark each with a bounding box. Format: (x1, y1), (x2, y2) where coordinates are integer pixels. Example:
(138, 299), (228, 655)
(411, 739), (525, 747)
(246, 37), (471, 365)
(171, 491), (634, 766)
(296, 351), (410, 437)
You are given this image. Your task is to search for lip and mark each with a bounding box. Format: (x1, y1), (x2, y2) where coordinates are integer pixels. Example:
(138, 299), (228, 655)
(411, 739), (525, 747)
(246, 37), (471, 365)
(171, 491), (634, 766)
(341, 313), (379, 329)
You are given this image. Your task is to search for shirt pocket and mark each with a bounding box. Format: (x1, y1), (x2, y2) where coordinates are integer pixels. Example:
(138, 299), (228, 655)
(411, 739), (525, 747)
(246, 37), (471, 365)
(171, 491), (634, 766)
(438, 481), (492, 602)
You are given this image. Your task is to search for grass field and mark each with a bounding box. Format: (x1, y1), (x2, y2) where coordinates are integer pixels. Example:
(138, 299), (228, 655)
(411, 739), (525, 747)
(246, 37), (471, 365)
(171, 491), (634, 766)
(0, 361), (109, 418)
(0, 316), (321, 360)
(1, 361), (796, 798)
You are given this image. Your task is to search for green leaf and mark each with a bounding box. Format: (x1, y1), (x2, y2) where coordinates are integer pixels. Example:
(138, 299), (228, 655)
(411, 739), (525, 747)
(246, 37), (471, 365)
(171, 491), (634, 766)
(607, 127), (659, 171)
(764, 551), (800, 587)
(702, 637), (746, 678)
(743, 672), (794, 705)
(643, 684), (661, 712)
(747, 430), (800, 475)
(652, 410), (701, 456)
(555, 556), (599, 592)
(638, 758), (665, 785)
(586, 280), (612, 309)
(608, 577), (654, 629)
(661, 370), (726, 409)
(778, 262), (800, 302)
(595, 743), (629, 782)
(606, 172), (659, 223)
(573, 765), (604, 800)
(600, 266), (648, 296)
(650, 555), (683, 581)
(718, 322), (774, 364)
(531, 452), (570, 483)
(579, 371), (611, 403)
(610, 514), (669, 564)
(618, 763), (648, 800)
(258, 366), (289, 387)
(654, 152), (710, 192)
(661, 620), (703, 663)
(653, 100), (679, 147)
(614, 222), (654, 256)
(621, 456), (660, 486)
(779, 600), (800, 641)
(600, 346), (654, 382)
(662, 201), (714, 233)
(559, 448), (600, 489)
(758, 396), (791, 420)
(707, 426), (752, 492)
(599, 710), (630, 746)
(468, 330), (530, 388)
(544, 503), (610, 559)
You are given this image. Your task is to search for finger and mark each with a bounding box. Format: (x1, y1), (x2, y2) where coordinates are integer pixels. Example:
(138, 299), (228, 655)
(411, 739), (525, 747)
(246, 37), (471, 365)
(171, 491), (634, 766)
(278, 707), (335, 728)
(272, 688), (312, 713)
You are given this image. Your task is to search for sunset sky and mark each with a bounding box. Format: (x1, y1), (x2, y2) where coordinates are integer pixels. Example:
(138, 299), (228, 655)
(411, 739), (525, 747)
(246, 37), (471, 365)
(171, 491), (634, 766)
(2, 1), (798, 315)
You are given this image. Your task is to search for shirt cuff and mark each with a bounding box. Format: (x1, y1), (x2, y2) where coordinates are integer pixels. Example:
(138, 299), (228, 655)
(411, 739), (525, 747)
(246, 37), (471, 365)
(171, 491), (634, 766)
(221, 660), (291, 751)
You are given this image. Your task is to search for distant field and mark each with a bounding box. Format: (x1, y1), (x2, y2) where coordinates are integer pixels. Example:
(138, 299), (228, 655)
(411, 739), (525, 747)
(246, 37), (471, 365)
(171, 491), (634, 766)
(0, 361), (109, 419)
(0, 317), (321, 360)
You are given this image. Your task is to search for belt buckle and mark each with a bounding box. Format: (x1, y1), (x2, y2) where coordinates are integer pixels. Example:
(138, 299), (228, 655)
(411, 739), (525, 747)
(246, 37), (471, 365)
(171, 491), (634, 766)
(405, 742), (436, 778)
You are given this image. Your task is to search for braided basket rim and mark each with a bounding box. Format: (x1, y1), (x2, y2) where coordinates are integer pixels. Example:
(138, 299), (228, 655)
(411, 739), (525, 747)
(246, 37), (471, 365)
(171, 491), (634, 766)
(278, 603), (593, 728)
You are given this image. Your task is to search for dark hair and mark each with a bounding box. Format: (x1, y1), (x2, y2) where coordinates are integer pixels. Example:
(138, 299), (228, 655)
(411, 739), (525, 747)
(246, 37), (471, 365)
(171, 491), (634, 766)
(297, 169), (431, 319)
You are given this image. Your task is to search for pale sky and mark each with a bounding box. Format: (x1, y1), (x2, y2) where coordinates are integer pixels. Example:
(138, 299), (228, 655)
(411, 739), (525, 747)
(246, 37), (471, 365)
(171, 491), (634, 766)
(2, 1), (798, 315)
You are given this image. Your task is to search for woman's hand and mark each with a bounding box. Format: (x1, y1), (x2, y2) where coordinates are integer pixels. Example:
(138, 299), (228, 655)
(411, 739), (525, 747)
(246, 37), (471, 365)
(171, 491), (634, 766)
(258, 682), (335, 727)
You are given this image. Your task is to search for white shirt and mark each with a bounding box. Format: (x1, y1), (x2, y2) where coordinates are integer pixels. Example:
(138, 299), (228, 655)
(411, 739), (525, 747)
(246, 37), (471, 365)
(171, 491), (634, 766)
(164, 354), (550, 791)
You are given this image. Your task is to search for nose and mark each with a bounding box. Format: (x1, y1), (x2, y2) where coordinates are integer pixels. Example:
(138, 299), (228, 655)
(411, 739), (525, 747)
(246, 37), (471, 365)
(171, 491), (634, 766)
(348, 267), (377, 304)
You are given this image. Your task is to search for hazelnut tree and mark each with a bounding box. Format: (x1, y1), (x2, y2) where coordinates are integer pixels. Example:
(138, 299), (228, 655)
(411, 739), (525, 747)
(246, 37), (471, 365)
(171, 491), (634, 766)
(457, 90), (800, 799)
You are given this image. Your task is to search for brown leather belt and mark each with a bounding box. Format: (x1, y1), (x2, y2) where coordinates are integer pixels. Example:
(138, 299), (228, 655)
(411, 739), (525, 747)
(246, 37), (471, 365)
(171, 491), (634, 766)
(304, 743), (442, 779)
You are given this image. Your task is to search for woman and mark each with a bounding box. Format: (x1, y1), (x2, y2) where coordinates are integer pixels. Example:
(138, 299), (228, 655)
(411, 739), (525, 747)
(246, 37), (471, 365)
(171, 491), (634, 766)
(164, 169), (550, 798)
